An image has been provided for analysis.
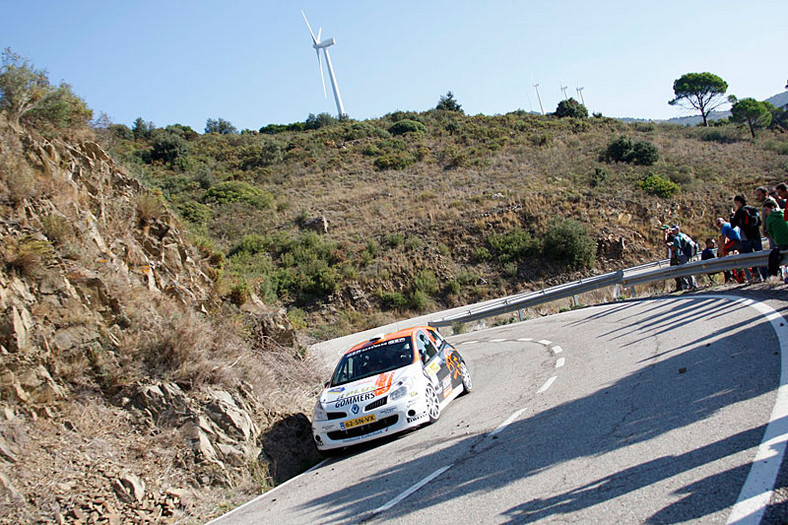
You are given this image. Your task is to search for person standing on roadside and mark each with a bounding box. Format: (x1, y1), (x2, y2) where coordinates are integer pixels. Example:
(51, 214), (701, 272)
(764, 199), (788, 249)
(671, 225), (698, 290)
(715, 217), (743, 283)
(730, 195), (766, 281)
(775, 183), (788, 209)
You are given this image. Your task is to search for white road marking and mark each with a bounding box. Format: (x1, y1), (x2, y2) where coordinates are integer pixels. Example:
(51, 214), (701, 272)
(461, 340), (479, 345)
(489, 408), (529, 438)
(517, 337), (533, 342)
(538, 339), (552, 346)
(552, 345), (563, 354)
(724, 297), (788, 524)
(490, 338), (507, 342)
(556, 357), (565, 368)
(538, 376), (557, 393)
(373, 465), (453, 515)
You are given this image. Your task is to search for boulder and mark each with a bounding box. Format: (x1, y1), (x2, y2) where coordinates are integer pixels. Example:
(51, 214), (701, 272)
(112, 473), (145, 504)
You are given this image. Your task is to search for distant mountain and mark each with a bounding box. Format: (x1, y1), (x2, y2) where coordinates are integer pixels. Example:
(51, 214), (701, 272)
(765, 91), (788, 109)
(617, 90), (788, 126)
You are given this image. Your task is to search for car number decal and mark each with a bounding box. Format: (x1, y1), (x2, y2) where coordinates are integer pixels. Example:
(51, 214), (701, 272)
(341, 414), (376, 430)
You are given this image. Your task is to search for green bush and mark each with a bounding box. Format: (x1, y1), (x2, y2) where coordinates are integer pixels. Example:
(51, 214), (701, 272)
(203, 181), (273, 207)
(413, 270), (438, 295)
(488, 227), (539, 264)
(148, 130), (190, 164)
(374, 152), (415, 171)
(602, 136), (659, 165)
(378, 290), (408, 310)
(640, 173), (679, 198)
(543, 218), (596, 270)
(555, 98), (588, 118)
(389, 119), (427, 136)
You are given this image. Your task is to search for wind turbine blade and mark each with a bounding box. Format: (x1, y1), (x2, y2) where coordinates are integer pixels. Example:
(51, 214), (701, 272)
(317, 51), (327, 98)
(301, 10), (318, 44)
(317, 28), (321, 42)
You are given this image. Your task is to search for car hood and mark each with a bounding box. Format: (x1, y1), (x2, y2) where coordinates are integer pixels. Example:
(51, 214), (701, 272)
(320, 366), (413, 407)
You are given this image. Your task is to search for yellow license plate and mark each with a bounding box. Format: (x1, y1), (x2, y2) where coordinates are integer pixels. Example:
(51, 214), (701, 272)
(342, 414), (376, 430)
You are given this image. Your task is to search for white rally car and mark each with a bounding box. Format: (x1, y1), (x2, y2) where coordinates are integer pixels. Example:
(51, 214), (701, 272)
(311, 326), (472, 452)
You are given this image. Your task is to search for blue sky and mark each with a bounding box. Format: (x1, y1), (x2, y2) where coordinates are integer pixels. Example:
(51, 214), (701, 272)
(2, 1), (785, 132)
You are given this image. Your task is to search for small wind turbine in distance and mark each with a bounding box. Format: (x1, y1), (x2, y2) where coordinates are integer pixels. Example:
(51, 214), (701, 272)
(533, 83), (545, 115)
(576, 85), (585, 106)
(301, 10), (345, 118)
(560, 85), (568, 100)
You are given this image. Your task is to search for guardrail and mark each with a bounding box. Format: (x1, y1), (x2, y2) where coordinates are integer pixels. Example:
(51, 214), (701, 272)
(429, 250), (785, 328)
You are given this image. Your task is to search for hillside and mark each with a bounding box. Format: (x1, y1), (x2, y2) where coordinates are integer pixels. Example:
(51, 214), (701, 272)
(102, 108), (788, 341)
(2, 59), (788, 523)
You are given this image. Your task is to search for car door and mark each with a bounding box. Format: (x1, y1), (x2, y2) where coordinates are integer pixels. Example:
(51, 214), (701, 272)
(417, 329), (454, 400)
(426, 327), (465, 390)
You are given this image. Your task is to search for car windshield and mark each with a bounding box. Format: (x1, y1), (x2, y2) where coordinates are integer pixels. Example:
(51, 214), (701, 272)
(331, 337), (414, 387)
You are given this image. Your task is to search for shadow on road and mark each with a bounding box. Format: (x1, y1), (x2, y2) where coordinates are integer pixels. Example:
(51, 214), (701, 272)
(298, 296), (783, 523)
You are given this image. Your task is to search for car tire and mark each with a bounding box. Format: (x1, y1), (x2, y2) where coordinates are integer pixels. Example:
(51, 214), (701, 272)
(460, 362), (472, 394)
(425, 385), (441, 423)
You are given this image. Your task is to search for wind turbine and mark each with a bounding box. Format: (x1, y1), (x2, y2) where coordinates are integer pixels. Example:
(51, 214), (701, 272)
(533, 83), (545, 115)
(560, 85), (568, 100)
(576, 85), (585, 106)
(301, 10), (345, 118)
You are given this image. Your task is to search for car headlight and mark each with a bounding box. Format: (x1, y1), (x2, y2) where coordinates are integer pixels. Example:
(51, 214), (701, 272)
(389, 377), (411, 401)
(313, 399), (328, 421)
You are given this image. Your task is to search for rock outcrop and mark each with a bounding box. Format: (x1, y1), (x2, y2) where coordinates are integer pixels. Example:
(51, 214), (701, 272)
(0, 119), (323, 523)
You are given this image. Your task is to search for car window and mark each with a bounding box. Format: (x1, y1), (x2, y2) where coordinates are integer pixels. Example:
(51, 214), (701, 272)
(416, 330), (439, 364)
(331, 338), (413, 386)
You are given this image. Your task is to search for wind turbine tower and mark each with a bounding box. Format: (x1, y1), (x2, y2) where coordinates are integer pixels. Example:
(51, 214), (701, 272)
(301, 10), (345, 118)
(576, 86), (585, 106)
(533, 83), (545, 115)
(560, 85), (568, 100)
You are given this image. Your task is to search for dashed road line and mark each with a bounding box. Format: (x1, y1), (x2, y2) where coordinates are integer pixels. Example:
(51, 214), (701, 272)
(538, 339), (552, 346)
(517, 337), (532, 342)
(538, 376), (557, 393)
(489, 407), (529, 438)
(551, 345), (563, 354)
(556, 357), (565, 368)
(372, 465), (453, 515)
(490, 338), (507, 342)
(460, 340), (479, 345)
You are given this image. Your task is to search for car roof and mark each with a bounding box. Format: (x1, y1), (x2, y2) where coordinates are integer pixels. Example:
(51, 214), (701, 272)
(344, 326), (434, 355)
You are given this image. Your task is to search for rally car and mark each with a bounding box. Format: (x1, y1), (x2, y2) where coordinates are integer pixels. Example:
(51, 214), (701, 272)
(311, 326), (472, 452)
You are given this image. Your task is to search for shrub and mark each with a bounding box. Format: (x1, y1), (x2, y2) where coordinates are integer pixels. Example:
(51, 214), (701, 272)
(136, 193), (166, 225)
(555, 98), (588, 118)
(177, 201), (211, 226)
(590, 167), (607, 187)
(374, 152), (415, 171)
(543, 218), (596, 270)
(378, 290), (408, 310)
(640, 173), (679, 198)
(386, 232), (405, 247)
(2, 236), (52, 277)
(488, 227), (539, 264)
(41, 214), (72, 245)
(148, 130), (190, 164)
(413, 270), (438, 295)
(602, 136), (659, 165)
(203, 181), (273, 207)
(389, 119), (427, 136)
(629, 141), (659, 166)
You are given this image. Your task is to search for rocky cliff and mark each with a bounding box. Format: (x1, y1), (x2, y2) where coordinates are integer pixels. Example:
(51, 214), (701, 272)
(0, 117), (324, 523)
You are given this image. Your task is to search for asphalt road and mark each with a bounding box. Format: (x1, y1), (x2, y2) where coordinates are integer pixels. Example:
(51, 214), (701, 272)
(213, 293), (787, 524)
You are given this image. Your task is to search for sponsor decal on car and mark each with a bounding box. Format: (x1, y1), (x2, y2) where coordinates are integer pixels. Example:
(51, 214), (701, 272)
(328, 386), (345, 394)
(374, 371), (395, 396)
(334, 392), (376, 408)
(379, 407), (396, 416)
(406, 412), (426, 424)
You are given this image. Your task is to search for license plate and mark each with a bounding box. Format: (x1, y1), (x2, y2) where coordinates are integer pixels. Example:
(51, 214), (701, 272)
(341, 414), (376, 430)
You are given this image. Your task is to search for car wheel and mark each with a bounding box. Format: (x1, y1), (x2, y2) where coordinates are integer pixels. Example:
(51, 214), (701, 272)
(425, 385), (441, 423)
(460, 362), (472, 394)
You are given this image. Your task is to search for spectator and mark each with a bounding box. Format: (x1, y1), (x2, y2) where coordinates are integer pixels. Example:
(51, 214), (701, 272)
(755, 186), (769, 203)
(763, 198), (788, 282)
(663, 230), (684, 292)
(775, 183), (788, 209)
(671, 225), (698, 290)
(700, 238), (718, 284)
(764, 199), (788, 249)
(701, 238), (716, 261)
(754, 186), (769, 204)
(715, 217), (743, 283)
(730, 195), (766, 281)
